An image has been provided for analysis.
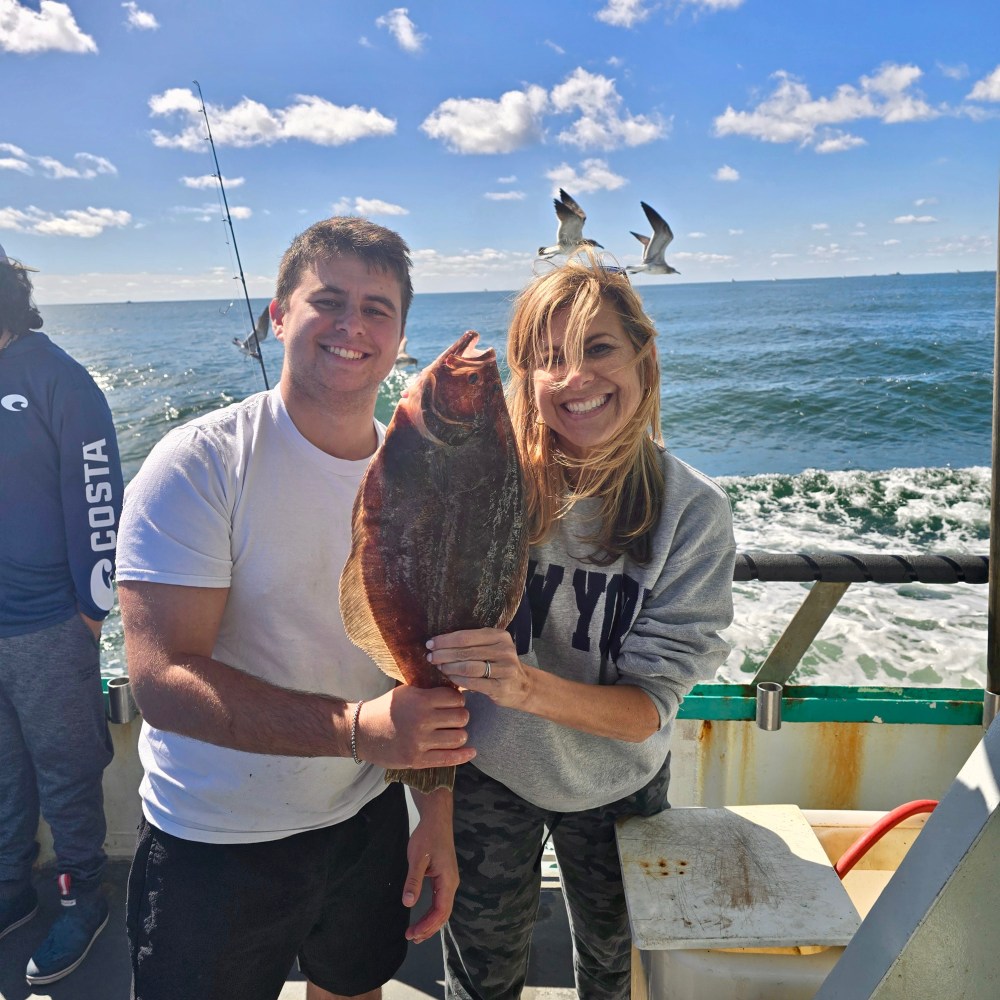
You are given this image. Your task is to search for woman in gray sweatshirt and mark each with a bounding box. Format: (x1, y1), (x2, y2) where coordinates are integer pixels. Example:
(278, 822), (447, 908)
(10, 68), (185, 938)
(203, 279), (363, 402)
(428, 253), (736, 1000)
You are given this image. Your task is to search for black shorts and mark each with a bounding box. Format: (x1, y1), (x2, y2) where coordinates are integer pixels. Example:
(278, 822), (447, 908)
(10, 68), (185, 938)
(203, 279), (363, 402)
(126, 783), (409, 1000)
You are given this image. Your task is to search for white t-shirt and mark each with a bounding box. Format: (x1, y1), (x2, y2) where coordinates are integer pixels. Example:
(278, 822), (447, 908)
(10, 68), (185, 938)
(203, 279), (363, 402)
(117, 388), (394, 843)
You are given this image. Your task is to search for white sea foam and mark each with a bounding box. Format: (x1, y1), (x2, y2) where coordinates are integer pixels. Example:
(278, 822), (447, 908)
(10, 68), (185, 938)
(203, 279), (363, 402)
(717, 466), (990, 688)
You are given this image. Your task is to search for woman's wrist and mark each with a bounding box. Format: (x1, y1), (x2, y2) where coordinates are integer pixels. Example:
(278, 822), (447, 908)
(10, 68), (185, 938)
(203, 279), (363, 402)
(515, 662), (541, 713)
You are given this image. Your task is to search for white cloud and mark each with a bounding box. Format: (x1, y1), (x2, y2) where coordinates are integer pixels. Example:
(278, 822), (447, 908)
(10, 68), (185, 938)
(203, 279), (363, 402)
(811, 223), (829, 231)
(410, 247), (536, 288)
(883, 239), (901, 246)
(497, 175), (518, 183)
(172, 202), (249, 223)
(714, 63), (938, 152)
(545, 158), (627, 194)
(937, 62), (968, 81)
(331, 196), (408, 217)
(673, 250), (734, 264)
(915, 197), (937, 206)
(0, 0), (97, 53)
(359, 35), (372, 48)
(182, 174), (245, 189)
(149, 88), (396, 150)
(595, 0), (655, 28)
(714, 164), (739, 181)
(544, 39), (565, 55)
(551, 68), (666, 149)
(728, 228), (743, 235)
(0, 143), (116, 179)
(892, 215), (937, 224)
(122, 2), (158, 30)
(0, 158), (31, 173)
(968, 65), (1000, 102)
(687, 232), (707, 239)
(375, 7), (425, 53)
(770, 252), (796, 259)
(0, 204), (130, 237)
(808, 243), (848, 259)
(596, 0), (742, 27)
(923, 234), (992, 257)
(420, 85), (549, 154)
(815, 132), (866, 154)
(421, 67), (664, 155)
(484, 191), (526, 201)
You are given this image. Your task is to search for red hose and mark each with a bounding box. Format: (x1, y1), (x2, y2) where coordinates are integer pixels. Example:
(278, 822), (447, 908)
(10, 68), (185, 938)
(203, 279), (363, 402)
(835, 799), (938, 879)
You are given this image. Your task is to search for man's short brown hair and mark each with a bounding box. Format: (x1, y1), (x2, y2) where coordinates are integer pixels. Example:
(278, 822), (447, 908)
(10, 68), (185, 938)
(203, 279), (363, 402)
(275, 217), (414, 324)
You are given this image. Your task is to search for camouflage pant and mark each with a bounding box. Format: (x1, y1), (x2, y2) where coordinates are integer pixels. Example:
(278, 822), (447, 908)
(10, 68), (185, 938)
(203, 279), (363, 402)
(442, 759), (671, 1000)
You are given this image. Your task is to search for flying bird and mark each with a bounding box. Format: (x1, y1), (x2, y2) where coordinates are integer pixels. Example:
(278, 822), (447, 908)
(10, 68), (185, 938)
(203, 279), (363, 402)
(626, 202), (680, 276)
(394, 335), (418, 369)
(537, 189), (603, 259)
(233, 305), (270, 358)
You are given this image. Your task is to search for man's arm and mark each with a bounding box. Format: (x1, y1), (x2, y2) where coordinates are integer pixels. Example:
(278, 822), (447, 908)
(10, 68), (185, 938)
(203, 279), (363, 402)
(119, 580), (476, 766)
(400, 787), (458, 944)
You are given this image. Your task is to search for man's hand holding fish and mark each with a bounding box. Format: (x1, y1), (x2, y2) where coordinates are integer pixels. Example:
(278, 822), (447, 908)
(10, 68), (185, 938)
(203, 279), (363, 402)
(349, 683), (473, 771)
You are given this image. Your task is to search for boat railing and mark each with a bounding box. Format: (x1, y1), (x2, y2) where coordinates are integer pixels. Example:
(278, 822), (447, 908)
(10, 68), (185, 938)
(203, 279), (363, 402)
(731, 549), (988, 688)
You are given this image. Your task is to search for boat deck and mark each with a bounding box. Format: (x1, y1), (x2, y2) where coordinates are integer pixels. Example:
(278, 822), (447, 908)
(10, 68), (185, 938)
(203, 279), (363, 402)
(0, 862), (577, 1000)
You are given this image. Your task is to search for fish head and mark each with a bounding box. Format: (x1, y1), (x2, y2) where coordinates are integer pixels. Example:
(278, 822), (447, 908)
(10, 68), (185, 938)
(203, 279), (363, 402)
(407, 330), (503, 445)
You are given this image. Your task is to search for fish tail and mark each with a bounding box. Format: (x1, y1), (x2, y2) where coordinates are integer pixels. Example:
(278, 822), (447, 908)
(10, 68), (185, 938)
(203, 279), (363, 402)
(384, 765), (456, 793)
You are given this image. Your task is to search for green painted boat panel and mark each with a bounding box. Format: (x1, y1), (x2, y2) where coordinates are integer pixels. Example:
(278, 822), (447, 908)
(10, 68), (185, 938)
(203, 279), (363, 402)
(101, 675), (984, 725)
(678, 684), (983, 725)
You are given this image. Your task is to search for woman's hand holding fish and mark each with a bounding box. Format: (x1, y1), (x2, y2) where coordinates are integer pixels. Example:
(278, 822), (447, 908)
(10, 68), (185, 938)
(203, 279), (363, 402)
(402, 787), (460, 944)
(352, 685), (476, 770)
(428, 629), (532, 710)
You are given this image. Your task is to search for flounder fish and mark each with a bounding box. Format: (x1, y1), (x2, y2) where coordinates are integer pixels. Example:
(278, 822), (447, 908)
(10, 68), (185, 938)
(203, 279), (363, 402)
(340, 330), (528, 792)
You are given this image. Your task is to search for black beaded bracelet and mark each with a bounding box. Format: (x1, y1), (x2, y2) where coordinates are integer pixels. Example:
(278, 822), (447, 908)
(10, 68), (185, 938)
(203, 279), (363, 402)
(350, 700), (365, 765)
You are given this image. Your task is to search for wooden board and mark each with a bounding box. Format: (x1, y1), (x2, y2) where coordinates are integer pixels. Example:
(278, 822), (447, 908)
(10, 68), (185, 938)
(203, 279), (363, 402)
(616, 804), (861, 950)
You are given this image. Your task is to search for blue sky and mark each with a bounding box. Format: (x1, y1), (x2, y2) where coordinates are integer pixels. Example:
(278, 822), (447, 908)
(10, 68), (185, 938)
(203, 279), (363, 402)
(1, 0), (998, 304)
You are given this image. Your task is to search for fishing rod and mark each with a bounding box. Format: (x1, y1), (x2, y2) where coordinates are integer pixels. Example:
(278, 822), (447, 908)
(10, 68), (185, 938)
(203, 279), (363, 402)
(193, 80), (270, 389)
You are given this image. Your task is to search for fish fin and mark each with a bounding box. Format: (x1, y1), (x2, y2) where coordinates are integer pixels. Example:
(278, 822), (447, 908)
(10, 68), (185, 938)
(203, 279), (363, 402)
(339, 487), (407, 684)
(385, 765), (456, 793)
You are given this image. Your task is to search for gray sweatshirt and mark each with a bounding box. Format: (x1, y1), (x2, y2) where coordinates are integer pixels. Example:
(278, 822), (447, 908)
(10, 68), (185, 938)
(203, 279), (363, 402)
(467, 447), (736, 811)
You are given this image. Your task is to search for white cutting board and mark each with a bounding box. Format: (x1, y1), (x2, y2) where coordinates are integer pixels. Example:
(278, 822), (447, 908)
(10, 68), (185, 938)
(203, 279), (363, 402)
(616, 804), (861, 950)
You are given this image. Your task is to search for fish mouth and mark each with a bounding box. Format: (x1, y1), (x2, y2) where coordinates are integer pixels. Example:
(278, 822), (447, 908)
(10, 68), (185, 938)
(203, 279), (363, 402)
(443, 330), (495, 373)
(562, 393), (610, 416)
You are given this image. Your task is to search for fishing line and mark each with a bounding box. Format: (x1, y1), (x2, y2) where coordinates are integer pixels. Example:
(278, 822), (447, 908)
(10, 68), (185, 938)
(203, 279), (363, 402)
(194, 80), (270, 390)
(210, 174), (242, 316)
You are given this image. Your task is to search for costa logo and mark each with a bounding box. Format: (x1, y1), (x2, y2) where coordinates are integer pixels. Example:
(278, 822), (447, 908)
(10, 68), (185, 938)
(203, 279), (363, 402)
(1, 394), (28, 412)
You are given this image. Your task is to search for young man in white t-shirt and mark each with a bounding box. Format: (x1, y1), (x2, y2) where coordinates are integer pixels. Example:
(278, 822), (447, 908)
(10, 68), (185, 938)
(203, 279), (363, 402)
(116, 218), (476, 1000)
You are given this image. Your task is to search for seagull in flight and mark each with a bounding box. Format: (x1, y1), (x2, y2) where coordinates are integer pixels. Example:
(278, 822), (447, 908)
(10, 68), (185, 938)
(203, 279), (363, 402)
(394, 335), (418, 369)
(233, 305), (270, 358)
(626, 202), (680, 276)
(537, 189), (603, 259)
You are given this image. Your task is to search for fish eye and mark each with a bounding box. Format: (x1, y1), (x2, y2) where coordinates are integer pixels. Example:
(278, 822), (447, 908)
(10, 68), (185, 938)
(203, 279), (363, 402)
(468, 373), (479, 384)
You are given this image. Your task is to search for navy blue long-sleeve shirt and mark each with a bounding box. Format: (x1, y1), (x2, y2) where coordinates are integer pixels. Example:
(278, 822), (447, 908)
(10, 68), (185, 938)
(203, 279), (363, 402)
(0, 331), (123, 636)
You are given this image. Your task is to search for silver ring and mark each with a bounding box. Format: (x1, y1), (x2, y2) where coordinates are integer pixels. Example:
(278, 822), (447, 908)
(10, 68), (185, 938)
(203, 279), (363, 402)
(483, 660), (492, 679)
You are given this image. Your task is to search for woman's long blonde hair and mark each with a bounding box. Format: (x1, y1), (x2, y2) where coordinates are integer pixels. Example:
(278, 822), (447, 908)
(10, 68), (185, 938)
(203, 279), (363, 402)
(506, 254), (665, 565)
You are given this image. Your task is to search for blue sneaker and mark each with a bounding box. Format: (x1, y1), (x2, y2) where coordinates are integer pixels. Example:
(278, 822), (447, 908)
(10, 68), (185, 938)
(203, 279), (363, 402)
(24, 876), (109, 986)
(0, 884), (38, 940)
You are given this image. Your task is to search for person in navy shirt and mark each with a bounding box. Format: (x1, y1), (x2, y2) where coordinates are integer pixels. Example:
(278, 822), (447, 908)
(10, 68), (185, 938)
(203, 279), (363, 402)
(0, 244), (123, 986)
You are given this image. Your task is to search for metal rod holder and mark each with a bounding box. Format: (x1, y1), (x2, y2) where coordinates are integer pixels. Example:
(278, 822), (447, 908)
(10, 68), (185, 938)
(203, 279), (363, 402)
(106, 676), (138, 725)
(756, 681), (783, 731)
(984, 690), (1000, 730)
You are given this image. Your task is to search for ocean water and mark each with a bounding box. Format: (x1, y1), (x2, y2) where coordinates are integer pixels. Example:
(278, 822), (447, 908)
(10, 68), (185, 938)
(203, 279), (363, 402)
(40, 270), (996, 689)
